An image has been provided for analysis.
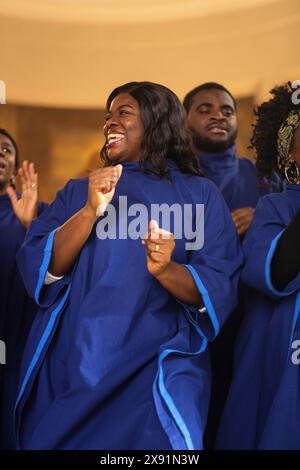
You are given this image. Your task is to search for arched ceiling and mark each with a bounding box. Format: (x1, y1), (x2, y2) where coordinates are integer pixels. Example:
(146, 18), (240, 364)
(0, 0), (299, 108)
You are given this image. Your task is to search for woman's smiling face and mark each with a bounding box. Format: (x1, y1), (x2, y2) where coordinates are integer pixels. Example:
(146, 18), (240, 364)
(103, 93), (145, 163)
(0, 134), (16, 192)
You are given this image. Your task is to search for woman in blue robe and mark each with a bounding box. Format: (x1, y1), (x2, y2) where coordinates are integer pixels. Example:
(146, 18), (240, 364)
(15, 82), (243, 450)
(216, 82), (300, 449)
(0, 128), (46, 449)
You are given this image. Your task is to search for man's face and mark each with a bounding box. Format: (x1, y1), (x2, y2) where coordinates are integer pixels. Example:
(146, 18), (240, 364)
(186, 89), (238, 153)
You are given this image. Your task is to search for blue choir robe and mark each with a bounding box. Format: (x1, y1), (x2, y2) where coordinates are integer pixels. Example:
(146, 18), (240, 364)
(15, 161), (243, 450)
(200, 145), (283, 448)
(199, 145), (282, 212)
(216, 183), (300, 449)
(0, 194), (47, 449)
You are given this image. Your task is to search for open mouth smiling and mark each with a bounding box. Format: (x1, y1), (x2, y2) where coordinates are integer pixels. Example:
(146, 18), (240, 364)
(106, 133), (125, 148)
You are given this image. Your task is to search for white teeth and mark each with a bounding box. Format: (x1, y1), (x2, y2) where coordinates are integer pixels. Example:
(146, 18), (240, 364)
(107, 133), (125, 143)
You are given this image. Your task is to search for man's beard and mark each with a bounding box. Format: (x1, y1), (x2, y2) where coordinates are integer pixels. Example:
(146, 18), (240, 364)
(191, 129), (238, 154)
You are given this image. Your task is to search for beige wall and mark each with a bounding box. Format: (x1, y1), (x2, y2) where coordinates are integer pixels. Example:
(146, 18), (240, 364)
(0, 96), (255, 202)
(0, 0), (299, 108)
(0, 0), (297, 201)
(0, 105), (105, 201)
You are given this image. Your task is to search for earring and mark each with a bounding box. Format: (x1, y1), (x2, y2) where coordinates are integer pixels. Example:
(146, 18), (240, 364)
(9, 175), (16, 189)
(284, 159), (300, 185)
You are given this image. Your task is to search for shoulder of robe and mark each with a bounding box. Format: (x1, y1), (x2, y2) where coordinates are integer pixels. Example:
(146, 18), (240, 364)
(59, 177), (88, 201)
(186, 173), (225, 200)
(45, 178), (89, 218)
(238, 157), (256, 173)
(255, 191), (290, 221)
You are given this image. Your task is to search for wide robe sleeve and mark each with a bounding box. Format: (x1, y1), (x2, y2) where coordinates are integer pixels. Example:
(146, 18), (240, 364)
(241, 195), (300, 299)
(14, 180), (87, 446)
(183, 180), (243, 342)
(16, 179), (86, 309)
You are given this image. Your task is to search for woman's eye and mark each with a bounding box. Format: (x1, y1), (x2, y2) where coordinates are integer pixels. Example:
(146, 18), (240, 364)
(3, 147), (11, 154)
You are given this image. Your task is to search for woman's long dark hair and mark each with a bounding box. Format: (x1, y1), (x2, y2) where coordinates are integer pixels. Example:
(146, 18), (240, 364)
(100, 81), (201, 178)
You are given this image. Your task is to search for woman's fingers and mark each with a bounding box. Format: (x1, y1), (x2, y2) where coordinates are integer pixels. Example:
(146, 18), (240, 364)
(22, 161), (31, 189)
(144, 241), (163, 255)
(28, 162), (37, 182)
(89, 166), (122, 182)
(6, 185), (18, 208)
(89, 166), (123, 195)
(143, 220), (174, 242)
(90, 178), (116, 194)
(17, 161), (38, 193)
(18, 167), (26, 189)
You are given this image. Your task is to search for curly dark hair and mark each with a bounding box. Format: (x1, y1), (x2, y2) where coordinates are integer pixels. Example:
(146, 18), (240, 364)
(250, 82), (300, 180)
(100, 81), (201, 178)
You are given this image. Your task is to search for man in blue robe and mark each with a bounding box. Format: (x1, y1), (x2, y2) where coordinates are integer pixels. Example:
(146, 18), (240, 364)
(183, 82), (282, 236)
(15, 82), (243, 450)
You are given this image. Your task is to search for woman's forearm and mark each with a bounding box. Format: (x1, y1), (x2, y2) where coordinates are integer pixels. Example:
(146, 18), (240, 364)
(155, 261), (203, 307)
(49, 205), (97, 276)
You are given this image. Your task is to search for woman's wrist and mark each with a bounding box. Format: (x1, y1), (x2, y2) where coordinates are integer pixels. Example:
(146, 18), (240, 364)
(154, 261), (173, 281)
(82, 204), (98, 223)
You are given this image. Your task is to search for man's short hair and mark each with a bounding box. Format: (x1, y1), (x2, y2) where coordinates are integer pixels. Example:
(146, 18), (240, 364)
(183, 82), (237, 113)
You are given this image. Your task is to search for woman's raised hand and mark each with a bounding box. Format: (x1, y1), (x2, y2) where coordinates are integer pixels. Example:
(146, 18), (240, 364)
(142, 220), (176, 277)
(7, 160), (38, 229)
(85, 164), (123, 217)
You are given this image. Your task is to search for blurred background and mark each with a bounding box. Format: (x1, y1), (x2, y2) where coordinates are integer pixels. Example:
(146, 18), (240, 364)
(0, 0), (299, 201)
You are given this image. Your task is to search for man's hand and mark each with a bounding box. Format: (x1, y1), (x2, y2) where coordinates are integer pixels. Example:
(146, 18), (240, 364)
(231, 207), (254, 236)
(7, 160), (38, 229)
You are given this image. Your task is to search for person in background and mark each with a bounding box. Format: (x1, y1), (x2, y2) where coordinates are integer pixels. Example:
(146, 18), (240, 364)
(0, 128), (47, 449)
(216, 82), (300, 449)
(184, 82), (282, 236)
(183, 82), (283, 448)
